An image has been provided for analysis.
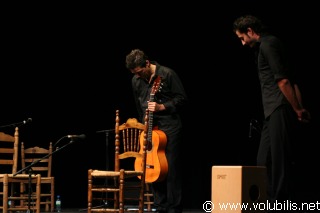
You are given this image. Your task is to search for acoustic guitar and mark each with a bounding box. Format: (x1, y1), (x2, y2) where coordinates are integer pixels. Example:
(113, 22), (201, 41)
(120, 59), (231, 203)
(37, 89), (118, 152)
(135, 76), (168, 183)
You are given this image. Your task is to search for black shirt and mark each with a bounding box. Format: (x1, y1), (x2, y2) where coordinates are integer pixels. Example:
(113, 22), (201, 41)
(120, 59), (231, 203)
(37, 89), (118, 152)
(257, 34), (294, 118)
(131, 61), (188, 134)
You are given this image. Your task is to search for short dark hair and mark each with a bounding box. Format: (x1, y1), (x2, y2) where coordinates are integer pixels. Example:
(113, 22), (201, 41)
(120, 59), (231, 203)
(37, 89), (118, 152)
(233, 15), (266, 35)
(125, 49), (148, 70)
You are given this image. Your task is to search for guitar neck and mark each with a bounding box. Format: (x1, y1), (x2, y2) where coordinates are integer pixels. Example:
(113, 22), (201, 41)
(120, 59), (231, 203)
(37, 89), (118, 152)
(147, 111), (153, 142)
(147, 76), (161, 143)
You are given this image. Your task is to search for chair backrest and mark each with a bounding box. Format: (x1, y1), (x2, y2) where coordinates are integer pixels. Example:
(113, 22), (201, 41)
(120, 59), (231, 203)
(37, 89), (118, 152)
(114, 109), (148, 173)
(0, 127), (19, 174)
(21, 142), (53, 177)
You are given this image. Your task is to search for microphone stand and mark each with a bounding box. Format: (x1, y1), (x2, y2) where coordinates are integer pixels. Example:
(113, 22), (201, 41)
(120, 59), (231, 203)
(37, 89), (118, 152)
(96, 129), (114, 172)
(13, 137), (79, 213)
(0, 118), (32, 129)
(249, 119), (261, 139)
(79, 129), (114, 212)
(97, 129), (114, 207)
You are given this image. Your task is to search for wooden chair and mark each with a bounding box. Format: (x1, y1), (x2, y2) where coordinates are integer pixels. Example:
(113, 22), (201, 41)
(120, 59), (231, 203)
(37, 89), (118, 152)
(21, 141), (55, 212)
(88, 109), (148, 213)
(0, 127), (41, 213)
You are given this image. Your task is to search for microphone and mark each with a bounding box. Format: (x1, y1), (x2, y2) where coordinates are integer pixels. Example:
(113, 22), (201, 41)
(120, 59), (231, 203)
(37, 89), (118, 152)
(67, 134), (86, 140)
(53, 134), (86, 148)
(23, 118), (32, 124)
(249, 121), (252, 138)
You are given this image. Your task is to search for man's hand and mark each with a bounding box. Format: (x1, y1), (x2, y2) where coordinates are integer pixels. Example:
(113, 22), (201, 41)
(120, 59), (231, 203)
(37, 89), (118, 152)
(297, 108), (311, 123)
(148, 101), (165, 112)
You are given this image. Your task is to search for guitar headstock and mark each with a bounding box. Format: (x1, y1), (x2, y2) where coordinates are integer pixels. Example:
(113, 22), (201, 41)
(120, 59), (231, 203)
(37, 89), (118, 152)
(151, 76), (162, 95)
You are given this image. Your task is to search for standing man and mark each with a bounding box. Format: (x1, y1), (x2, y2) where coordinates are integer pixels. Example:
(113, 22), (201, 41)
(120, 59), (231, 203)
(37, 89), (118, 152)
(233, 15), (311, 206)
(125, 49), (188, 213)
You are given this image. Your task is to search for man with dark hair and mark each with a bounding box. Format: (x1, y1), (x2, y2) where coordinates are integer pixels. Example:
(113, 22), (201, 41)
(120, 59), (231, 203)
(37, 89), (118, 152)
(233, 15), (311, 207)
(125, 49), (188, 213)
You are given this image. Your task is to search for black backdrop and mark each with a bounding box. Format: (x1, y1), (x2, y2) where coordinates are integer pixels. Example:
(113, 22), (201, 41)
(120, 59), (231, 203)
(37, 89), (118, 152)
(2, 1), (319, 209)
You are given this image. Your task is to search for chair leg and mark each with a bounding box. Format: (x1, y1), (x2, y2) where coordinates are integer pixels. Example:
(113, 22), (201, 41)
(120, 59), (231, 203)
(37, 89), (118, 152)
(45, 197), (49, 212)
(88, 169), (92, 213)
(51, 178), (55, 212)
(36, 174), (41, 213)
(139, 181), (145, 213)
(119, 170), (124, 213)
(3, 174), (9, 212)
(145, 183), (154, 212)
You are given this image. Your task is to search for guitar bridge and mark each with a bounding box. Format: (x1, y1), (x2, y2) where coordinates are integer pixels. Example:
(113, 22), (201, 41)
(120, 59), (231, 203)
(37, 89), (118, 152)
(146, 164), (154, 169)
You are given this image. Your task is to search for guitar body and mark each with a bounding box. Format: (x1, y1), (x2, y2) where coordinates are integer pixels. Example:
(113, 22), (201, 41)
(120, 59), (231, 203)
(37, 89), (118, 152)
(135, 129), (168, 183)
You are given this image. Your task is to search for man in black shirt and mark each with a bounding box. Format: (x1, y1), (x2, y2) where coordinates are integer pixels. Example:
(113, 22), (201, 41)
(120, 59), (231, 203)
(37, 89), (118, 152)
(125, 49), (188, 213)
(233, 15), (311, 207)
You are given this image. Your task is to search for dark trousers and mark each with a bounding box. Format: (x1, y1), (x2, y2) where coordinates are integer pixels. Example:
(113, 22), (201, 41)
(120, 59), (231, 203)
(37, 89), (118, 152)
(152, 129), (183, 213)
(257, 105), (297, 204)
